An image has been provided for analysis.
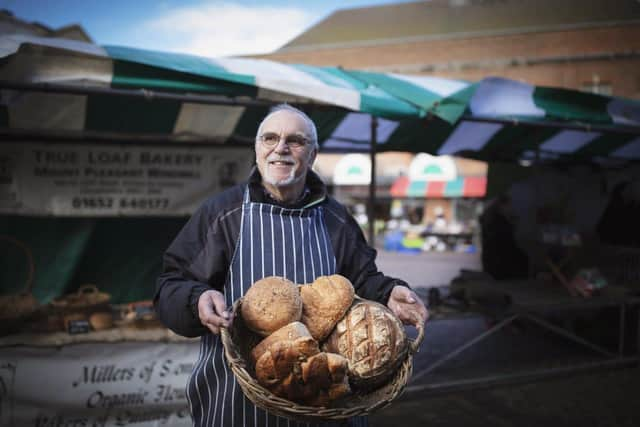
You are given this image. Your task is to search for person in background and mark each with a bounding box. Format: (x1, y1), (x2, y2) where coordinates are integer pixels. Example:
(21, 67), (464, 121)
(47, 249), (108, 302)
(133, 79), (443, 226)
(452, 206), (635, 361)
(480, 194), (529, 280)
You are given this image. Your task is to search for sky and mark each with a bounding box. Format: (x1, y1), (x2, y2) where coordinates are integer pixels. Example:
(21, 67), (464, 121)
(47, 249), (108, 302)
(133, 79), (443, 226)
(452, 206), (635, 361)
(1, 0), (416, 57)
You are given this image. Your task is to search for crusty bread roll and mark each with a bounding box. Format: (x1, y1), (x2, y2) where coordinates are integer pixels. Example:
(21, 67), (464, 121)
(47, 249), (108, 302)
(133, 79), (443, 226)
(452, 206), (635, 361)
(299, 275), (355, 341)
(250, 322), (314, 364)
(325, 353), (349, 383)
(241, 276), (302, 336)
(323, 299), (408, 390)
(254, 338), (318, 388)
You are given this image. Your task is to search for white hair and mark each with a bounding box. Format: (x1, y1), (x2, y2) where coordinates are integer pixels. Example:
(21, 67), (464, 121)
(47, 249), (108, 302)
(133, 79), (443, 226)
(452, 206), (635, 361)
(255, 104), (319, 150)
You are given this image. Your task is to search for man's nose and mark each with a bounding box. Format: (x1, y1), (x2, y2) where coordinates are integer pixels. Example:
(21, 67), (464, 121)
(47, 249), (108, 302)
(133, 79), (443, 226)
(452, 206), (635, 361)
(273, 137), (290, 153)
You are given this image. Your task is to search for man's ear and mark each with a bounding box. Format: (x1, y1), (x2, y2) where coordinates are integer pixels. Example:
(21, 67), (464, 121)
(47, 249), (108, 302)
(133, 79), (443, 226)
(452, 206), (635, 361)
(308, 147), (318, 165)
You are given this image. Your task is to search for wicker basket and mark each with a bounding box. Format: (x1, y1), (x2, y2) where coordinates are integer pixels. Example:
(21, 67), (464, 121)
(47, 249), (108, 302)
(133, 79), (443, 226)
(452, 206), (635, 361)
(51, 284), (111, 313)
(0, 236), (39, 335)
(220, 298), (424, 422)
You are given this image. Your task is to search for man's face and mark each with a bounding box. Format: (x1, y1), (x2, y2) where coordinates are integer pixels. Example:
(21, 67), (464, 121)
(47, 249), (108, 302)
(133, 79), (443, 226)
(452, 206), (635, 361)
(255, 110), (317, 188)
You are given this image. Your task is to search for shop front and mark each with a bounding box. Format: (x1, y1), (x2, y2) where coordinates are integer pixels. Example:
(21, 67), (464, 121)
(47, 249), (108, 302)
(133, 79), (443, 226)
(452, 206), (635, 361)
(387, 154), (487, 252)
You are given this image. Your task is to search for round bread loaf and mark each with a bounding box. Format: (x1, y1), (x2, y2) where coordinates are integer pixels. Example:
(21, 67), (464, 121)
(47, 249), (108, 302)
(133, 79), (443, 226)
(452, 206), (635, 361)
(322, 299), (408, 390)
(299, 274), (355, 341)
(241, 276), (302, 337)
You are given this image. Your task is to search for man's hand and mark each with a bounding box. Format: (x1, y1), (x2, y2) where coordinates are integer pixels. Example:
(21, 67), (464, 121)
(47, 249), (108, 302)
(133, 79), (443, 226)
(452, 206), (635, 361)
(387, 285), (428, 327)
(197, 290), (233, 335)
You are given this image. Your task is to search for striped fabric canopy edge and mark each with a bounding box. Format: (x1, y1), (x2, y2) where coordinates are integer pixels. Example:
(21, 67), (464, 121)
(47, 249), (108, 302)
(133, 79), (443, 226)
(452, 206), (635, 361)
(390, 175), (487, 198)
(1, 34), (639, 162)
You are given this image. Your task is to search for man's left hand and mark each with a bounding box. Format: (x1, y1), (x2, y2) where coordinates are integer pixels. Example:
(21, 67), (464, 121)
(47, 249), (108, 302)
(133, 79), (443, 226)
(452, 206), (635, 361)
(387, 285), (428, 327)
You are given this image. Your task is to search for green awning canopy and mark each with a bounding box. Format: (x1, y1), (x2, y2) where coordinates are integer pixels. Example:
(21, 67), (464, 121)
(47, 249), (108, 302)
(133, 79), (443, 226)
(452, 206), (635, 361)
(1, 34), (639, 162)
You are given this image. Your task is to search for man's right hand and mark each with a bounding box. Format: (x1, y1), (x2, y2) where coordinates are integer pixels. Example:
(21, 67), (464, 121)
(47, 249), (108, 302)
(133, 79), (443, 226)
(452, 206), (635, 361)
(197, 290), (232, 335)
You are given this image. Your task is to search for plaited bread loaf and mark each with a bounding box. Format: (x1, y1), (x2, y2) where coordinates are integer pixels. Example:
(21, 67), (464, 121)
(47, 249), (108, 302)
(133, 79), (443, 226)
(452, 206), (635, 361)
(323, 299), (408, 390)
(256, 349), (351, 406)
(254, 337), (319, 389)
(299, 275), (355, 341)
(251, 321), (351, 406)
(301, 353), (351, 406)
(241, 276), (302, 336)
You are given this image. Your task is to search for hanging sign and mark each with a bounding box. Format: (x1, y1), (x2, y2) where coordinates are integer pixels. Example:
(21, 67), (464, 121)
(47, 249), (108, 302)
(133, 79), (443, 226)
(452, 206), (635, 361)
(333, 154), (371, 185)
(0, 142), (254, 216)
(408, 153), (457, 181)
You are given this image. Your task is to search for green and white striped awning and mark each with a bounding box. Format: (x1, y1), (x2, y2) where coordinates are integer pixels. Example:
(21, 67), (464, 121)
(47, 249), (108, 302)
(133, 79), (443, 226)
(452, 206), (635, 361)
(430, 78), (640, 163)
(1, 34), (639, 163)
(343, 70), (640, 162)
(0, 34), (425, 148)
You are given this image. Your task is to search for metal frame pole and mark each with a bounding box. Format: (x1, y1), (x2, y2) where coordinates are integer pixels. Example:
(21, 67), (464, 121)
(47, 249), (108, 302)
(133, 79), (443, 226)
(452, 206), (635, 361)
(411, 314), (519, 382)
(368, 116), (378, 245)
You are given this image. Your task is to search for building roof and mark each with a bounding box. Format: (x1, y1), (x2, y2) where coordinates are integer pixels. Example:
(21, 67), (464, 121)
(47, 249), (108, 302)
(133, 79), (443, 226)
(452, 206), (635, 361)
(0, 9), (92, 42)
(279, 0), (640, 52)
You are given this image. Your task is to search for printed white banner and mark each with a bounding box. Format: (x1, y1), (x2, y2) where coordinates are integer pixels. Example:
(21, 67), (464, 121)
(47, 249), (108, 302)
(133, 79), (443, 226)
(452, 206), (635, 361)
(0, 341), (199, 427)
(0, 142), (254, 216)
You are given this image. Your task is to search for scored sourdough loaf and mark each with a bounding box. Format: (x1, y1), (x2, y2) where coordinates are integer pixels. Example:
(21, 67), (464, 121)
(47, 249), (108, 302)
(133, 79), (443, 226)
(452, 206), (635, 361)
(299, 275), (355, 341)
(323, 298), (408, 390)
(241, 276), (302, 337)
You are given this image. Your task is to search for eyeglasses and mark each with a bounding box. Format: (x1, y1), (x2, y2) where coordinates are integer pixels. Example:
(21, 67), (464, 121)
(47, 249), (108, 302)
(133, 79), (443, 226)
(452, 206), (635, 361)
(258, 132), (310, 150)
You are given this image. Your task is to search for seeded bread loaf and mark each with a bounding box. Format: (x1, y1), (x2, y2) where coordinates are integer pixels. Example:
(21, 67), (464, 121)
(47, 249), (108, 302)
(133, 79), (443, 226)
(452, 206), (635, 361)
(241, 276), (302, 337)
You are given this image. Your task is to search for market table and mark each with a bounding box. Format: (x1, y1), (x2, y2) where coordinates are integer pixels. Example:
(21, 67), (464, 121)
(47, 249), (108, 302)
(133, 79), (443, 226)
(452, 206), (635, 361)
(407, 279), (640, 395)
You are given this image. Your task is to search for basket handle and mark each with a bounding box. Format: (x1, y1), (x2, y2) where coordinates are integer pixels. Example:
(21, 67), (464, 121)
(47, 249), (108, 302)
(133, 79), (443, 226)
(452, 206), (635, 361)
(77, 284), (99, 295)
(409, 322), (425, 354)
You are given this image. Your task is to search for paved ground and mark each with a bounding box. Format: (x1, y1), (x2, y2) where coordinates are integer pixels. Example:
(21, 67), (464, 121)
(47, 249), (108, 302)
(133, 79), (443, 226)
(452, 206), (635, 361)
(375, 250), (481, 289)
(370, 365), (640, 427)
(368, 251), (640, 427)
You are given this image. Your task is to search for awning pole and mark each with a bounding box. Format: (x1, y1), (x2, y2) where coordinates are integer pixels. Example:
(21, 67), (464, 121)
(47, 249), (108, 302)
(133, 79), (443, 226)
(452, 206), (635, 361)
(368, 116), (378, 245)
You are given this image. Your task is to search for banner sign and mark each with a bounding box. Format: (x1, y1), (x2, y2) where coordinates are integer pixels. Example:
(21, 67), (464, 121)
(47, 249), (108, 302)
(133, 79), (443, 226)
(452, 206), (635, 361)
(0, 341), (199, 427)
(0, 143), (254, 216)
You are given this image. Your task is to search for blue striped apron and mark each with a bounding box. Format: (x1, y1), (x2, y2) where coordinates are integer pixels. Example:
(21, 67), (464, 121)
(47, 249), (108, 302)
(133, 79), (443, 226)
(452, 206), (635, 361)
(186, 189), (368, 427)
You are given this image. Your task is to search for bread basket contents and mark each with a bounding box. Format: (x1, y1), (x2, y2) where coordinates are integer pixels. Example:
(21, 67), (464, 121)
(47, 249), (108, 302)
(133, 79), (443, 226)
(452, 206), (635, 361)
(241, 276), (302, 337)
(250, 321), (351, 406)
(222, 273), (421, 416)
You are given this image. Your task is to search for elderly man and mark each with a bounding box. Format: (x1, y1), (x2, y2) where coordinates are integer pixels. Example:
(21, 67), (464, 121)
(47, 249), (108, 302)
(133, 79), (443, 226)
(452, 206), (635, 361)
(155, 104), (427, 427)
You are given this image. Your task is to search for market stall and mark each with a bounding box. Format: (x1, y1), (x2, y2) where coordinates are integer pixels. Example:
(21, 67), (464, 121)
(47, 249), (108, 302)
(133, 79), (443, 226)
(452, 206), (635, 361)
(0, 34), (440, 427)
(2, 33), (640, 425)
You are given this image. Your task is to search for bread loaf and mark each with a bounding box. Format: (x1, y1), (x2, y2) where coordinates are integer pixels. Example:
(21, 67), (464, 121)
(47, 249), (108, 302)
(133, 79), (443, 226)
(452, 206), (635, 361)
(241, 276), (302, 336)
(250, 322), (315, 364)
(323, 299), (408, 390)
(254, 338), (318, 389)
(251, 322), (352, 406)
(256, 349), (351, 406)
(299, 275), (355, 341)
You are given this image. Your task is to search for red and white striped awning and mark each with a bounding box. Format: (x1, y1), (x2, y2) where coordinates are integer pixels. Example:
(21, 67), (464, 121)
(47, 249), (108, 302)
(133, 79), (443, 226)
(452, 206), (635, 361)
(390, 175), (487, 198)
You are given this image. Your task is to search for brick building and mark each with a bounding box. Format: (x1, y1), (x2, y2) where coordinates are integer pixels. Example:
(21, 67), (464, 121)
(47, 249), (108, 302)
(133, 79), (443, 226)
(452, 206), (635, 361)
(257, 0), (640, 98)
